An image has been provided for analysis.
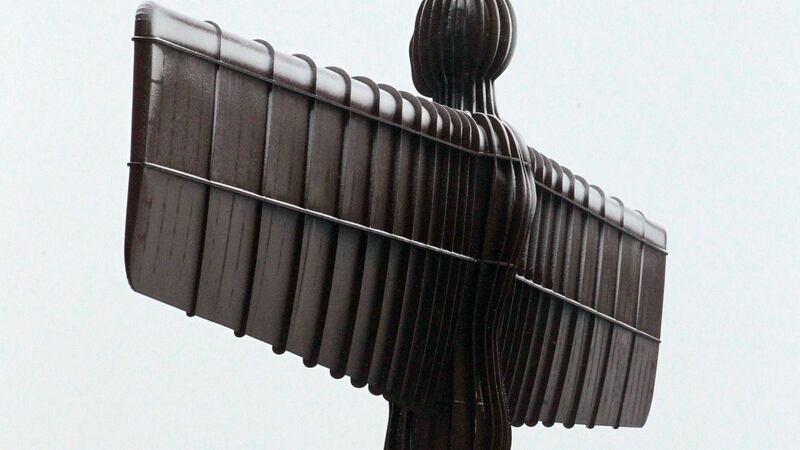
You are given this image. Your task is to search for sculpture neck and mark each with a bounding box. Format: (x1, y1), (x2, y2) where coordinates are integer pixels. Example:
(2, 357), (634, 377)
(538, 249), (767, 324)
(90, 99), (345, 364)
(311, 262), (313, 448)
(435, 79), (499, 115)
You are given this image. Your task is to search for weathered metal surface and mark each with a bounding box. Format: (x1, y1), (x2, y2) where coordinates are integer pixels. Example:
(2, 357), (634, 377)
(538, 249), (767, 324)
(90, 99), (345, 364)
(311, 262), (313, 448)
(125, 2), (667, 448)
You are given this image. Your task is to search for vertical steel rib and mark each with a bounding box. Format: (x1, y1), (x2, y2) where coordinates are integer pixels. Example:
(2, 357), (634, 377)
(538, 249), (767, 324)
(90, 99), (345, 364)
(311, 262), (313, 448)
(187, 20), (222, 318)
(236, 38), (275, 337)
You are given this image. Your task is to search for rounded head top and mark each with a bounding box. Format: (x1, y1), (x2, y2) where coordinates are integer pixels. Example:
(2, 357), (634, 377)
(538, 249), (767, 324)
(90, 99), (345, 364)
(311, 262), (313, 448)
(410, 0), (517, 111)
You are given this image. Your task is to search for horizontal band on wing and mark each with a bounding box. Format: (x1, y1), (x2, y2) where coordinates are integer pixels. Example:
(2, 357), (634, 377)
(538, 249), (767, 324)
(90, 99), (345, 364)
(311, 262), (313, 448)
(127, 162), (659, 345)
(128, 161), (518, 269)
(515, 275), (659, 343)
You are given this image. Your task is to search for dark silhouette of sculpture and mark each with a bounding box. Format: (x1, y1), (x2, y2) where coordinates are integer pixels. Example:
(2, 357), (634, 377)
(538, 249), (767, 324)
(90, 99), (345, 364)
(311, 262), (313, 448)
(125, 2), (667, 448)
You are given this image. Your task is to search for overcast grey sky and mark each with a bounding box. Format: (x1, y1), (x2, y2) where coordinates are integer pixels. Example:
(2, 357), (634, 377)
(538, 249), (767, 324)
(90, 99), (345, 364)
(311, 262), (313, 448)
(1, 1), (798, 449)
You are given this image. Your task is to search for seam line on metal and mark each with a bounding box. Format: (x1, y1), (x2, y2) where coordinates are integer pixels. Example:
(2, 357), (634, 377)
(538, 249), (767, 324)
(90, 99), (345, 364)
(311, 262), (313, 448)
(515, 275), (660, 343)
(129, 161), (523, 268)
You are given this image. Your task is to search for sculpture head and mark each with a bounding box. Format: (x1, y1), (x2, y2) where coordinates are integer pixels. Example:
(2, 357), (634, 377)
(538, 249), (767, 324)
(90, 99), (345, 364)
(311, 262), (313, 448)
(410, 0), (517, 114)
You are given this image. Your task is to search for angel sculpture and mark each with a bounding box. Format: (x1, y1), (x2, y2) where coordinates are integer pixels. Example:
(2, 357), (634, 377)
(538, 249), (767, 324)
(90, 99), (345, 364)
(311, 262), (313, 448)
(125, 1), (667, 448)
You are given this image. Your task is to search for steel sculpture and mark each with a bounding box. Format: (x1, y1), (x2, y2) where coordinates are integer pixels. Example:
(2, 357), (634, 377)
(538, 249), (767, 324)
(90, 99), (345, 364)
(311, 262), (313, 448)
(125, 2), (667, 448)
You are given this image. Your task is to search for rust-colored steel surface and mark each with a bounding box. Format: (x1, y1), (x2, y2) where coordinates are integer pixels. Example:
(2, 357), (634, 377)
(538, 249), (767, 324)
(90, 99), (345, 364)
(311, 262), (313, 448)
(125, 2), (667, 448)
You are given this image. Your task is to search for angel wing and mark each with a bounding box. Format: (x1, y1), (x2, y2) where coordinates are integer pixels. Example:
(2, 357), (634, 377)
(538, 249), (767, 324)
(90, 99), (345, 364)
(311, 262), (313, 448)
(498, 153), (667, 428)
(125, 2), (532, 412)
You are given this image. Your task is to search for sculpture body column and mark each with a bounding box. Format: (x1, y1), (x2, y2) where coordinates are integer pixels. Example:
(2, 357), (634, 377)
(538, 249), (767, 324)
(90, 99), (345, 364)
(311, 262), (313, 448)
(385, 2), (534, 448)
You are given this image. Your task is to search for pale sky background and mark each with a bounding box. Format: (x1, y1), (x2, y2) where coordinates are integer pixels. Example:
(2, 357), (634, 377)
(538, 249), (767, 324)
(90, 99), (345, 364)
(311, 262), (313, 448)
(1, 1), (798, 449)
